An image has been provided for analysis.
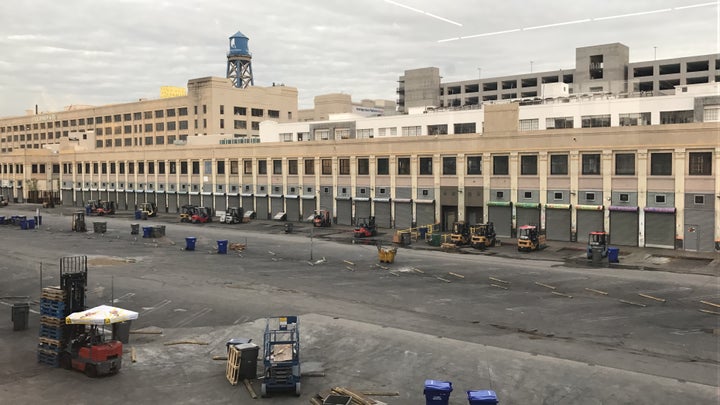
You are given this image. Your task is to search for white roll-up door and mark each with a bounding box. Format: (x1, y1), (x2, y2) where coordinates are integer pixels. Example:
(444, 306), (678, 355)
(546, 207), (571, 241)
(374, 200), (392, 228)
(394, 201), (412, 229)
(488, 206), (512, 238)
(644, 211), (675, 249)
(610, 210), (638, 246)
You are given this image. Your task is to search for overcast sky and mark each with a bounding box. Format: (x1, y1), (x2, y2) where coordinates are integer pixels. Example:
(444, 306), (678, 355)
(0, 0), (717, 117)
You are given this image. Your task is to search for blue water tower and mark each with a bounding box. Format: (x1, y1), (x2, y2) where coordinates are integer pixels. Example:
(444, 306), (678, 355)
(226, 31), (254, 88)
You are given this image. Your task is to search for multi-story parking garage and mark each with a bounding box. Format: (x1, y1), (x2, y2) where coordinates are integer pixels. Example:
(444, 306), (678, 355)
(0, 42), (718, 252)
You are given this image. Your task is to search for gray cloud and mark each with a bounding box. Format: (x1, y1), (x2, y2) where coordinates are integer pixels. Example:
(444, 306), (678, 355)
(0, 0), (716, 116)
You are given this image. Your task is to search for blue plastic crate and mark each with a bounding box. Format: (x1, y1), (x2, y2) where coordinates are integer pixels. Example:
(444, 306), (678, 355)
(40, 298), (66, 308)
(40, 307), (66, 318)
(37, 350), (60, 367)
(39, 325), (64, 340)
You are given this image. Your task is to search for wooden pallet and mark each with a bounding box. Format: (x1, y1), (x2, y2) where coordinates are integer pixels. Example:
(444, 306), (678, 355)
(41, 287), (65, 301)
(40, 315), (64, 327)
(226, 345), (241, 386)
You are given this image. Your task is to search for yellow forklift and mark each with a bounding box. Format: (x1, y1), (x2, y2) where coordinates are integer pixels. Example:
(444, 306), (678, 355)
(471, 223), (497, 250)
(517, 225), (546, 252)
(450, 221), (470, 245)
(180, 205), (196, 222)
(139, 202), (158, 218)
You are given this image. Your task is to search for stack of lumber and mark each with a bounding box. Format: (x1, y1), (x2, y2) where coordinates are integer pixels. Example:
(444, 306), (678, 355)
(309, 386), (392, 405)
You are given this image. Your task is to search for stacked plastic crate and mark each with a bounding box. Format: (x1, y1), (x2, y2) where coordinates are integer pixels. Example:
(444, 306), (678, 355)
(37, 287), (67, 367)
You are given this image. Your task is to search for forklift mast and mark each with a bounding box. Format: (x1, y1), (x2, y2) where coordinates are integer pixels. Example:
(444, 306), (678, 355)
(60, 256), (88, 315)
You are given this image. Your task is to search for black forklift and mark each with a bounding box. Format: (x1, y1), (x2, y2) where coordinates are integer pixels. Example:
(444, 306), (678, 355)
(71, 211), (86, 232)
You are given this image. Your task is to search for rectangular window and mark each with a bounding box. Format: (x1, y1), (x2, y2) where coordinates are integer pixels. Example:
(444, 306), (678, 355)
(453, 122), (476, 134)
(550, 154), (568, 175)
(520, 155), (537, 175)
(155, 136), (164, 145)
(339, 158), (350, 175)
(466, 156), (482, 175)
(216, 160), (225, 175)
(619, 193), (629, 202)
(335, 128), (351, 139)
(304, 159), (314, 175)
(493, 155), (509, 175)
(427, 124), (448, 135)
(321, 159), (332, 175)
(167, 121), (176, 131)
(694, 195), (705, 205)
(443, 157), (456, 175)
(251, 108), (263, 117)
(377, 158), (389, 175)
(615, 153), (635, 175)
(401, 126), (421, 136)
(357, 158), (369, 175)
(230, 160), (238, 175)
(419, 157), (432, 175)
(650, 152), (672, 175)
(273, 159), (282, 174)
(655, 194), (666, 204)
(397, 157), (411, 175)
(171, 161), (179, 174)
(586, 192), (596, 201)
(128, 162), (135, 174)
(704, 106), (720, 122)
(315, 129), (330, 140)
(148, 161), (155, 174)
(219, 119), (224, 129)
(589, 54), (604, 79)
(582, 154), (601, 175)
(581, 115), (611, 128)
(138, 161), (145, 174)
(145, 136), (153, 145)
(619, 112), (651, 126)
(356, 128), (374, 139)
(689, 152), (712, 175)
(519, 119), (539, 131)
(268, 110), (280, 118)
(144, 123), (153, 132)
(288, 159), (298, 175)
(258, 160), (267, 174)
(244, 160), (252, 174)
(660, 110), (693, 124)
(234, 106), (246, 115)
(554, 192), (563, 200)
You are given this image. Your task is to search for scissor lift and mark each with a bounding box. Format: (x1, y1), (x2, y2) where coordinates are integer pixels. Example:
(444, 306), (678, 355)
(261, 316), (301, 397)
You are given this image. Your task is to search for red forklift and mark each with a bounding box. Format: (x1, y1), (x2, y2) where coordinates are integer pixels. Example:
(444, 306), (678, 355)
(587, 231), (609, 259)
(60, 324), (122, 377)
(313, 209), (331, 227)
(353, 217), (377, 238)
(191, 206), (213, 223)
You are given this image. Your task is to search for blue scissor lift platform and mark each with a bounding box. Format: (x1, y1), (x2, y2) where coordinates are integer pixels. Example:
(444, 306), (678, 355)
(261, 316), (301, 397)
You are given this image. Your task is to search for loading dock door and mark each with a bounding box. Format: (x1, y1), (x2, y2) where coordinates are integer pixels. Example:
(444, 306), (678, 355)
(302, 197), (316, 221)
(62, 189), (73, 206)
(373, 199), (392, 228)
(355, 199), (371, 221)
(415, 201), (435, 227)
(394, 200), (412, 229)
(644, 209), (675, 249)
(336, 198), (352, 225)
(190, 193), (201, 207)
(228, 194), (240, 210)
(609, 208), (639, 247)
(242, 195), (254, 213)
(270, 196), (284, 217)
(157, 193), (168, 214)
(488, 204), (512, 238)
(286, 196), (300, 222)
(545, 205), (571, 241)
(255, 195), (269, 220)
(576, 207), (604, 242)
(214, 194), (227, 213)
(516, 205), (541, 228)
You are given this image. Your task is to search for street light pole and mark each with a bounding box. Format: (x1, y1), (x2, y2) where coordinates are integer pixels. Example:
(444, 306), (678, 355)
(310, 225), (314, 261)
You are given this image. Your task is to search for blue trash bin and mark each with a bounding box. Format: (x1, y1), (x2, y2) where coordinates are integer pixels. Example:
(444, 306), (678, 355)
(467, 390), (498, 404)
(608, 247), (620, 263)
(135, 210), (142, 220)
(142, 226), (152, 238)
(419, 227), (428, 239)
(185, 237), (197, 251)
(217, 240), (228, 254)
(86, 205), (91, 214)
(20, 219), (28, 230)
(0, 216), (5, 224)
(27, 219), (35, 229)
(424, 380), (453, 405)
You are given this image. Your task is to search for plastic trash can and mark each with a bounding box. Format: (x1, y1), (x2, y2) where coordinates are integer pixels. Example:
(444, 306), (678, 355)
(20, 219), (28, 230)
(284, 222), (293, 233)
(130, 223), (139, 235)
(142, 226), (152, 238)
(185, 237), (197, 251)
(217, 240), (228, 254)
(112, 321), (132, 344)
(419, 227), (428, 239)
(0, 216), (5, 224)
(27, 219), (35, 229)
(467, 390), (498, 404)
(430, 233), (442, 246)
(608, 247), (620, 263)
(424, 380), (453, 405)
(591, 246), (604, 264)
(12, 303), (29, 331)
(134, 210), (142, 220)
(93, 222), (106, 233)
(401, 232), (411, 246)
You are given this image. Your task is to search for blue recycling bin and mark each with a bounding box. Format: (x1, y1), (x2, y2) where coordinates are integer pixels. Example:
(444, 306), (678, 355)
(419, 227), (428, 239)
(142, 226), (152, 238)
(424, 380), (453, 405)
(85, 205), (91, 214)
(608, 247), (620, 263)
(217, 240), (228, 254)
(20, 219), (28, 230)
(185, 237), (197, 251)
(0, 216), (4, 224)
(27, 219), (35, 229)
(467, 390), (498, 404)
(135, 210), (142, 220)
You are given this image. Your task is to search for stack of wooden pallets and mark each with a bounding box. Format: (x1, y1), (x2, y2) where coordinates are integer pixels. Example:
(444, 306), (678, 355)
(37, 287), (67, 367)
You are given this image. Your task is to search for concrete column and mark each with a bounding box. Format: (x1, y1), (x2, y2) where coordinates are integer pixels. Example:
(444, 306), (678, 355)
(569, 151), (579, 240)
(313, 156), (320, 211)
(433, 153), (441, 225)
(539, 152), (548, 229)
(715, 147), (720, 250)
(331, 156), (338, 217)
(390, 157), (397, 227)
(509, 152), (518, 233)
(674, 149), (686, 248)
(637, 150), (648, 246)
(482, 152), (492, 223)
(457, 153), (465, 222)
(411, 155), (418, 224)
